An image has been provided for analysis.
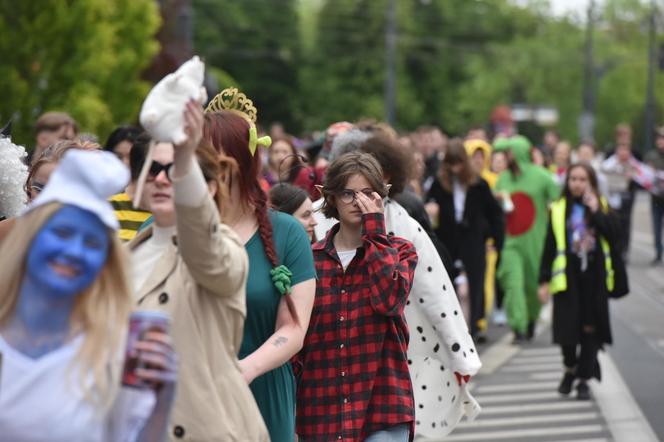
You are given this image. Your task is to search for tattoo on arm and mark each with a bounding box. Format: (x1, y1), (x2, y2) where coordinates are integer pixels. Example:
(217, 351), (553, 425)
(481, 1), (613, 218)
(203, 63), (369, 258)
(273, 336), (288, 348)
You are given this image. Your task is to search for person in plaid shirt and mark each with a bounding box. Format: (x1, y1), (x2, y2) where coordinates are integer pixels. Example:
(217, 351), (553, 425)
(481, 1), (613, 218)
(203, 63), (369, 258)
(296, 152), (418, 442)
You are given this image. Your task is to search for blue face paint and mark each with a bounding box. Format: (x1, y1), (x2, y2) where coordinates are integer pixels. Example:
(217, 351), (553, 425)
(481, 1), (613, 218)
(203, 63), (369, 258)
(25, 205), (110, 298)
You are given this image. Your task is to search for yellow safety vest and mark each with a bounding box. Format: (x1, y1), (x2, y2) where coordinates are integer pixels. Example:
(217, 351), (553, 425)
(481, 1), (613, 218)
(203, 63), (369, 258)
(549, 198), (614, 295)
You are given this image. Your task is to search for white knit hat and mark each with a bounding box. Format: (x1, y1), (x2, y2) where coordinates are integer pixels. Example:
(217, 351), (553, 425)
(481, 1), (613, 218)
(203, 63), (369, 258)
(24, 149), (129, 229)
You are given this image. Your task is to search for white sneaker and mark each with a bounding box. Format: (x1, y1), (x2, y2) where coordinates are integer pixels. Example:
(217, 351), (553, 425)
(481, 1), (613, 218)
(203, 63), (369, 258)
(492, 308), (507, 326)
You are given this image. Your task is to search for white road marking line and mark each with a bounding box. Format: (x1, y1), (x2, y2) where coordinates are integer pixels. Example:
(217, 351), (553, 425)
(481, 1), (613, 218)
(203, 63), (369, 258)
(442, 424), (605, 441)
(480, 401), (593, 415)
(530, 371), (562, 380)
(510, 355), (562, 364)
(457, 411), (600, 428)
(592, 351), (660, 442)
(477, 332), (519, 375)
(549, 439), (609, 442)
(474, 391), (560, 403)
(518, 347), (561, 356)
(475, 381), (557, 393)
(503, 363), (564, 372)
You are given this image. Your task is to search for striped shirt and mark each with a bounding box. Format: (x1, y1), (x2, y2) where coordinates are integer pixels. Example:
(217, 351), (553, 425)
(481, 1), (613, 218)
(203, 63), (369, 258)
(109, 193), (151, 241)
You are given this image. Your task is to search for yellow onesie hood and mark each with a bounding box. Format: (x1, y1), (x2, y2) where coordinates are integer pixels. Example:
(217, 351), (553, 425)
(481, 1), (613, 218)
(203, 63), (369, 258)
(465, 139), (497, 188)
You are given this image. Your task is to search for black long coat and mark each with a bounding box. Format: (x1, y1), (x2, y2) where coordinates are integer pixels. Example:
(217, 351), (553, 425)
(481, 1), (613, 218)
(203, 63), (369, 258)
(426, 177), (504, 334)
(427, 177), (504, 276)
(539, 199), (622, 346)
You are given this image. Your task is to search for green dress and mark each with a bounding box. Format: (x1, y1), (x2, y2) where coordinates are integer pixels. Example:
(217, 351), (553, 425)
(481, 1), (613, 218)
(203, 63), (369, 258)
(240, 210), (316, 442)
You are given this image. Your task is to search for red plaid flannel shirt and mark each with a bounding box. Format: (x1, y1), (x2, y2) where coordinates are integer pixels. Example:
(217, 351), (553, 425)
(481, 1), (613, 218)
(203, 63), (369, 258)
(295, 213), (418, 441)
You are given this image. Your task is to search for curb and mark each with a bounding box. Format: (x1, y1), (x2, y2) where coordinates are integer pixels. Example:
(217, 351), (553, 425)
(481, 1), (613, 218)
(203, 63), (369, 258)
(591, 351), (659, 442)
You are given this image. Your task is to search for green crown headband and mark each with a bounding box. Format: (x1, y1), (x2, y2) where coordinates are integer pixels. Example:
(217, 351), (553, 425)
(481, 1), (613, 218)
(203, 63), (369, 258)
(205, 87), (272, 155)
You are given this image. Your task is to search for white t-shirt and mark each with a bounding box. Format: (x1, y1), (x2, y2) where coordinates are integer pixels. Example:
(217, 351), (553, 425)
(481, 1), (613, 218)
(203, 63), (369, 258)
(337, 249), (357, 271)
(0, 334), (155, 442)
(452, 179), (466, 223)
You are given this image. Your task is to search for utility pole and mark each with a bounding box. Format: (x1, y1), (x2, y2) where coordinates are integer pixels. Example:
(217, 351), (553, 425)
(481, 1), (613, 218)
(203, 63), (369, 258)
(644, 0), (657, 153)
(384, 0), (397, 126)
(579, 0), (596, 143)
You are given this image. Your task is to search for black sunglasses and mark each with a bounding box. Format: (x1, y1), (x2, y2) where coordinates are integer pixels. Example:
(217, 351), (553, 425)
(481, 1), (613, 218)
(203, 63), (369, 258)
(148, 161), (174, 181)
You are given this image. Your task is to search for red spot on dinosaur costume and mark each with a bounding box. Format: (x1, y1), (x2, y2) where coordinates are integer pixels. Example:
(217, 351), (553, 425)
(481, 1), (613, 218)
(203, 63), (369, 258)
(506, 192), (535, 236)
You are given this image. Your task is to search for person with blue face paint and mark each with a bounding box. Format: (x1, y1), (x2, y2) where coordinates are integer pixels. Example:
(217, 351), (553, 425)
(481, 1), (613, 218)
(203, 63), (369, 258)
(0, 149), (178, 441)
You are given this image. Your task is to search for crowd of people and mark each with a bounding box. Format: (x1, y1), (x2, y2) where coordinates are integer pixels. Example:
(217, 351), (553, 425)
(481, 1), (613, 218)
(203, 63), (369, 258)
(0, 84), (661, 441)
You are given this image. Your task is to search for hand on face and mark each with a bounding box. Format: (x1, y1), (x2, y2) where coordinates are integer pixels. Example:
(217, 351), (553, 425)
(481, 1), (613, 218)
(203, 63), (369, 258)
(583, 191), (599, 213)
(26, 206), (110, 298)
(354, 190), (384, 215)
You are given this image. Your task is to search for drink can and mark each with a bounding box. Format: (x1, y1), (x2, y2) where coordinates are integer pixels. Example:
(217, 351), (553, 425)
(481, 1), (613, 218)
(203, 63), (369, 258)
(121, 310), (170, 389)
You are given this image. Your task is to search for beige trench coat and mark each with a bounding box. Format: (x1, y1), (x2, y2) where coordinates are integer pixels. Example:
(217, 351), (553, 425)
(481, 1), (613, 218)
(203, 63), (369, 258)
(128, 197), (269, 442)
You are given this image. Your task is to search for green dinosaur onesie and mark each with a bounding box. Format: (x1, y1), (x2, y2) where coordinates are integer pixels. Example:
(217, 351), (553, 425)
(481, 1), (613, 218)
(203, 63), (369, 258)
(494, 136), (560, 335)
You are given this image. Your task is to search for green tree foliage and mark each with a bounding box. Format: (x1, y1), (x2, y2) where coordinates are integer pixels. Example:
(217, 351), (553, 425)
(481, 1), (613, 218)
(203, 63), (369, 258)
(192, 0), (661, 148)
(193, 0), (301, 130)
(0, 0), (160, 148)
(299, 0), (390, 129)
(401, 0), (533, 132)
(457, 7), (585, 140)
(593, 0), (664, 149)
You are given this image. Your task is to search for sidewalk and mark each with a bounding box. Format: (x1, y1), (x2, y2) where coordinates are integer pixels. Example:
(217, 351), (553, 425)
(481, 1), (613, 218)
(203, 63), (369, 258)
(440, 307), (660, 442)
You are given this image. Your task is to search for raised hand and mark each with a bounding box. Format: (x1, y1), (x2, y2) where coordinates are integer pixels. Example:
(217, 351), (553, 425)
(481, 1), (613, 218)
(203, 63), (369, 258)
(583, 191), (599, 213)
(174, 100), (204, 154)
(538, 283), (550, 305)
(355, 191), (384, 215)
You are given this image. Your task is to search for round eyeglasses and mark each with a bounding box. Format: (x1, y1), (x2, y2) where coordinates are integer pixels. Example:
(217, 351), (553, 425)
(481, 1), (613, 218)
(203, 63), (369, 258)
(338, 189), (375, 204)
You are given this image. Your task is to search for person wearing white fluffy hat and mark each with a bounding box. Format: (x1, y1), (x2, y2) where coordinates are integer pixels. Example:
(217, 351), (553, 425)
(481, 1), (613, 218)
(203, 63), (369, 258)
(0, 148), (178, 441)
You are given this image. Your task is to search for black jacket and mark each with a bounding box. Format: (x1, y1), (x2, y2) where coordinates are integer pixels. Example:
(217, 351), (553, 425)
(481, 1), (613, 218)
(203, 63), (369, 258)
(426, 177), (504, 275)
(392, 188), (454, 273)
(539, 198), (622, 346)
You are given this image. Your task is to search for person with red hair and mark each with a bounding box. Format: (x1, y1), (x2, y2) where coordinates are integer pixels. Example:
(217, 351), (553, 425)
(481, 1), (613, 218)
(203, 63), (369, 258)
(204, 105), (316, 442)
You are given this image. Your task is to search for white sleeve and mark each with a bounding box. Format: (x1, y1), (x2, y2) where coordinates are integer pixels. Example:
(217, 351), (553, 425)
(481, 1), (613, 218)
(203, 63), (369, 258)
(399, 211), (482, 376)
(106, 387), (156, 442)
(312, 197), (338, 240)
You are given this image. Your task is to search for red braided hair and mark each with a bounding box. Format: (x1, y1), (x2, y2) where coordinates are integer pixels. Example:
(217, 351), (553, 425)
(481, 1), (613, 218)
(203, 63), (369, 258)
(204, 111), (300, 325)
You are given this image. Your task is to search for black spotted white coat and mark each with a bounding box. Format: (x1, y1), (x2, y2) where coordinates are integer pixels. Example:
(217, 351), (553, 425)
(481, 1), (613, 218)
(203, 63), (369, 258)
(313, 198), (481, 439)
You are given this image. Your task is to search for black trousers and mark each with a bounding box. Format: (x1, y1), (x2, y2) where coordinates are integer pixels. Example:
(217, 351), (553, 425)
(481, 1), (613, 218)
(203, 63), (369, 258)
(495, 252), (504, 308)
(617, 192), (634, 259)
(463, 254), (486, 336)
(561, 331), (600, 380)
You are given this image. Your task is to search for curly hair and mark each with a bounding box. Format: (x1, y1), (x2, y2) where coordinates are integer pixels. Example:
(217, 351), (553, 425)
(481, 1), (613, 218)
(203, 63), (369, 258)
(358, 134), (413, 196)
(25, 139), (99, 201)
(0, 136), (28, 218)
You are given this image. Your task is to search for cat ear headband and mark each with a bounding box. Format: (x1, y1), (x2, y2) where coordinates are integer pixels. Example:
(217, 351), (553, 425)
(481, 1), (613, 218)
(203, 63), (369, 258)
(205, 87), (272, 156)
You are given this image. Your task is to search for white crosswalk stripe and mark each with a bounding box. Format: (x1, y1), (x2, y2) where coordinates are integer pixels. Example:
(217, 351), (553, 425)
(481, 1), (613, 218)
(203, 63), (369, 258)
(480, 401), (594, 415)
(503, 363), (568, 372)
(510, 355), (563, 364)
(444, 424), (606, 441)
(456, 411), (599, 428)
(475, 381), (558, 393)
(530, 371), (565, 380)
(444, 332), (614, 442)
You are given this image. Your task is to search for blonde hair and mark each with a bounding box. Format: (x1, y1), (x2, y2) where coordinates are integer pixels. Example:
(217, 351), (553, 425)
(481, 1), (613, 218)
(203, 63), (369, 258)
(0, 203), (133, 409)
